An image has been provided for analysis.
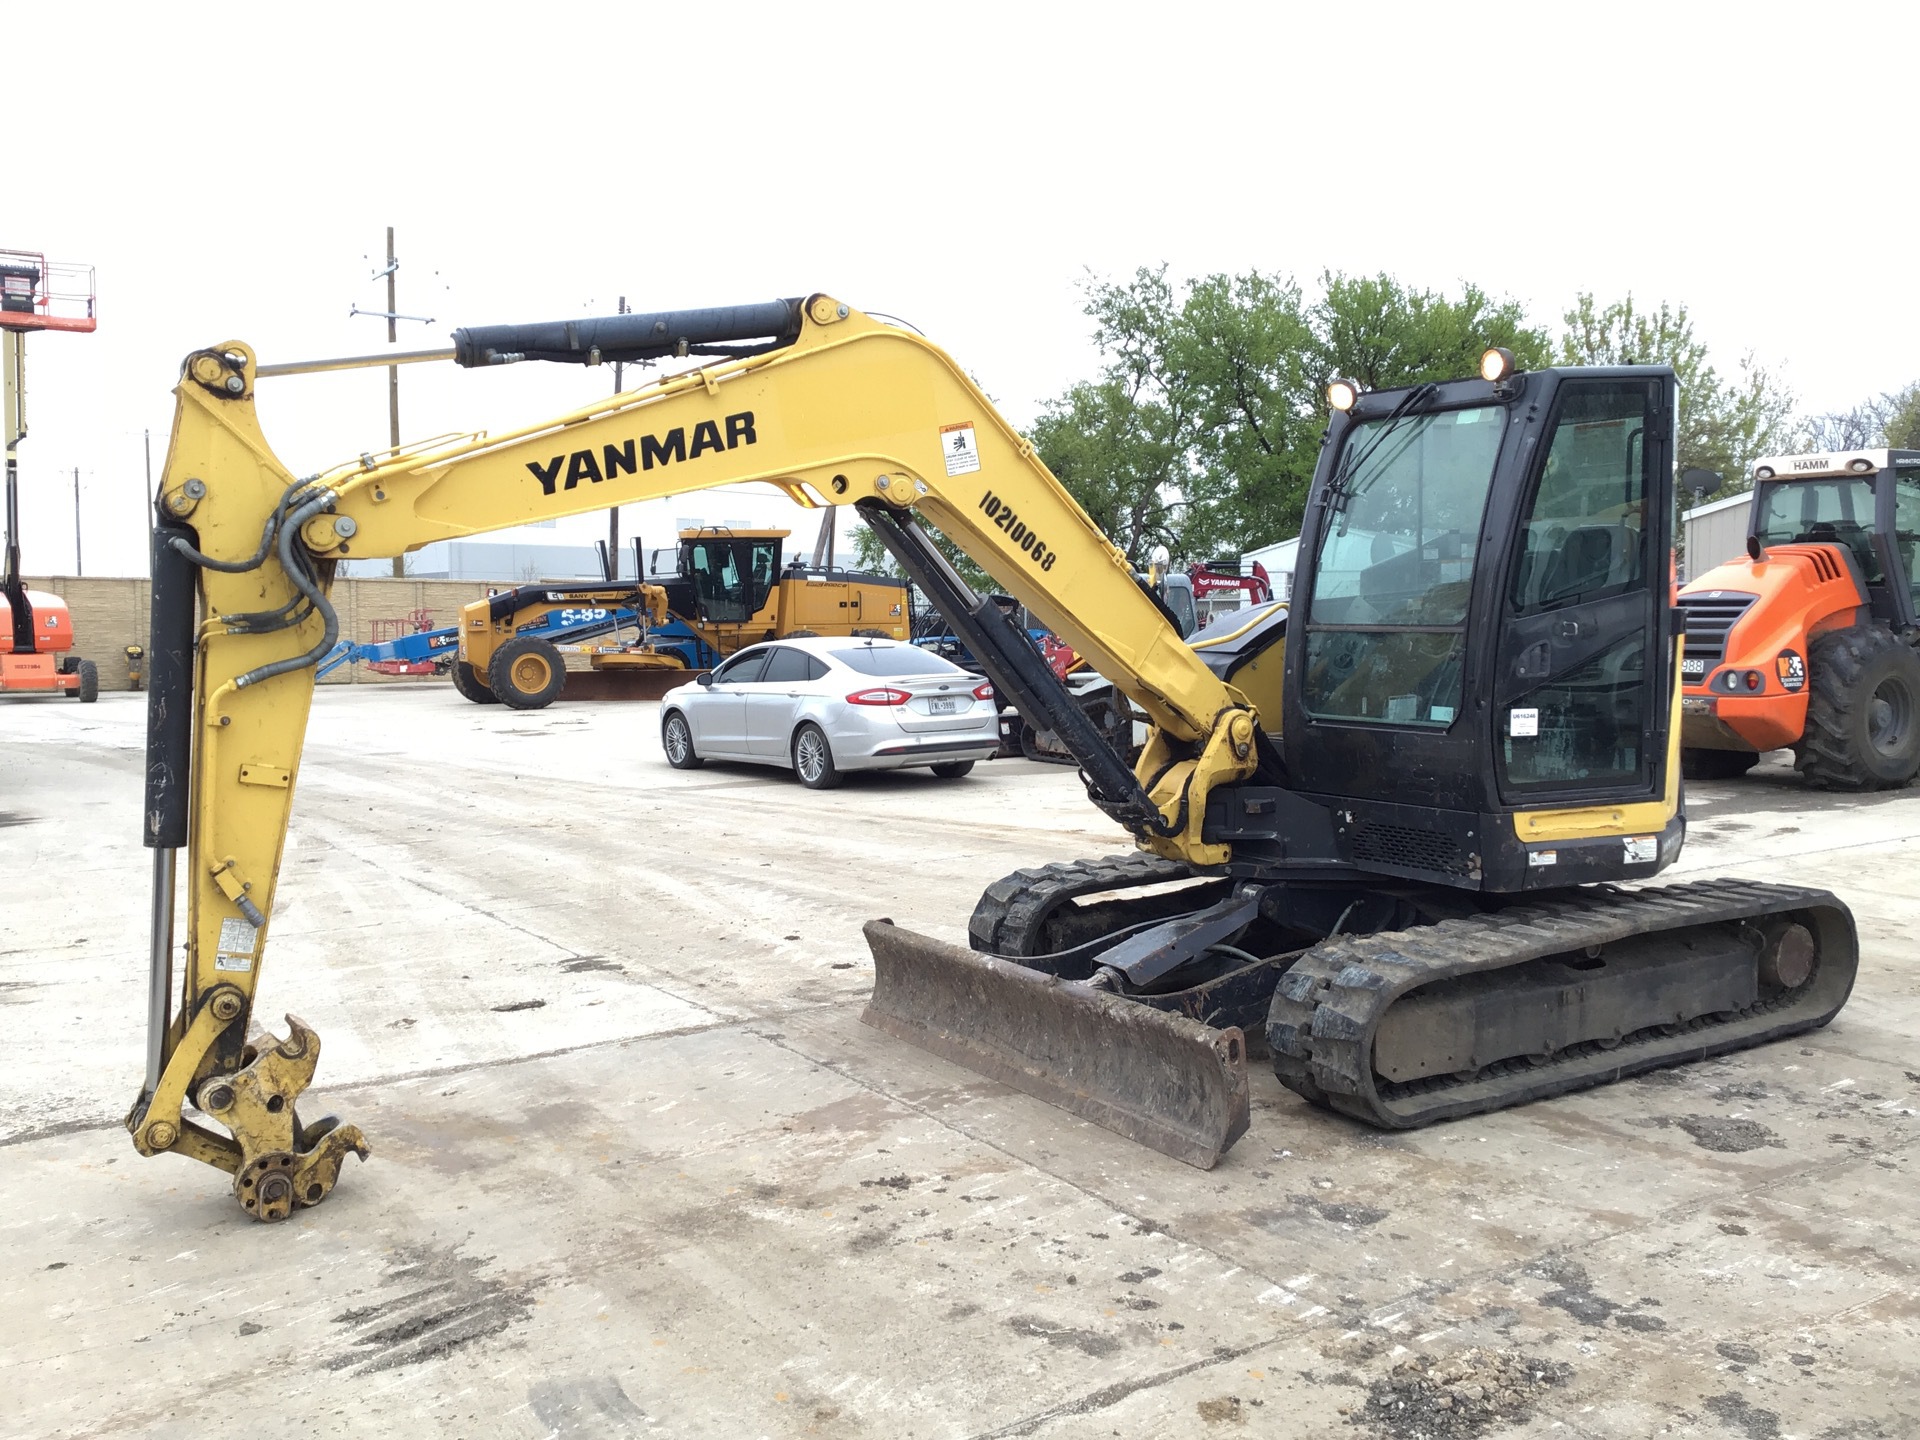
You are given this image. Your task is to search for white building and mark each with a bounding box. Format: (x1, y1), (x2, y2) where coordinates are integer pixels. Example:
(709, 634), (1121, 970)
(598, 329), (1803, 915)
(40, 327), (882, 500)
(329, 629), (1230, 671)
(1240, 536), (1300, 601)
(1680, 492), (1753, 581)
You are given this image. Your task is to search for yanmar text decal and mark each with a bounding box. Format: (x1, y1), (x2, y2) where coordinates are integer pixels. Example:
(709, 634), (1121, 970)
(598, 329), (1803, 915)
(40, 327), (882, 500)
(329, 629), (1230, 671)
(526, 412), (757, 496)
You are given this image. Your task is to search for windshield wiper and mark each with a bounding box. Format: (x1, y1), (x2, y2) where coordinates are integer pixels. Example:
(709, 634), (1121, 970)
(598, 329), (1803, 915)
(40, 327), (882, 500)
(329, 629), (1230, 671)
(1334, 381), (1441, 493)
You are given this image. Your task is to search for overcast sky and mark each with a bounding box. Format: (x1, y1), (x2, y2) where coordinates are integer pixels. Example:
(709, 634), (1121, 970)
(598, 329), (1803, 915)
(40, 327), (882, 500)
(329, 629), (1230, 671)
(8, 2), (1915, 577)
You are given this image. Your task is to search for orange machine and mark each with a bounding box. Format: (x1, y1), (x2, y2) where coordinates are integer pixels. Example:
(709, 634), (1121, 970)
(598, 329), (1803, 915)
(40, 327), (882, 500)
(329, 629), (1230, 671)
(1677, 449), (1919, 787)
(2, 249), (98, 701)
(0, 587), (95, 699)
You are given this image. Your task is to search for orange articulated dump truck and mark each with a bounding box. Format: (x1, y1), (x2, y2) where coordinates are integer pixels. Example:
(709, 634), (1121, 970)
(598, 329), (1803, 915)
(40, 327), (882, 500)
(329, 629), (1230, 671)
(1677, 449), (1920, 788)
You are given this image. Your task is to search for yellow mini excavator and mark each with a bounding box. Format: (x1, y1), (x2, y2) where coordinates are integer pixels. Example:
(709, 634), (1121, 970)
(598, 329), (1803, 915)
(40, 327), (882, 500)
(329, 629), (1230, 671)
(128, 298), (1857, 1219)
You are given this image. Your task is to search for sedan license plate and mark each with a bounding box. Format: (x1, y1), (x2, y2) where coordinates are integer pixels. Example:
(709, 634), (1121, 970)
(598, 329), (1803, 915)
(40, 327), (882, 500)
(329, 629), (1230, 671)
(1681, 657), (1706, 680)
(928, 696), (960, 715)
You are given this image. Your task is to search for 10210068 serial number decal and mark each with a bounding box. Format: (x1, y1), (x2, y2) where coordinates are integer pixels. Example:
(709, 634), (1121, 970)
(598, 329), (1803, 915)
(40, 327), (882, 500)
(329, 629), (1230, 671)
(978, 490), (1057, 572)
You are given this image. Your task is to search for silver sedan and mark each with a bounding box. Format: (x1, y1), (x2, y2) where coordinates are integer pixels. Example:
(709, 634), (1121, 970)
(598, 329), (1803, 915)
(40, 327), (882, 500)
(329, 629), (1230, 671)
(658, 636), (1000, 788)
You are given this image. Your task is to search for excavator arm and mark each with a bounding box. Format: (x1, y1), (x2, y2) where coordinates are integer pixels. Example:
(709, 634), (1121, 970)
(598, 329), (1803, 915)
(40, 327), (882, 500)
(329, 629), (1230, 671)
(127, 296), (1261, 1217)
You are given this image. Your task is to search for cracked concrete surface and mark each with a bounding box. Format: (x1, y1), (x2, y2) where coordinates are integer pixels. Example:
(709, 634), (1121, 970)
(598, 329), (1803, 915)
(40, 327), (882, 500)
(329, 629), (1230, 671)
(2, 688), (1915, 1438)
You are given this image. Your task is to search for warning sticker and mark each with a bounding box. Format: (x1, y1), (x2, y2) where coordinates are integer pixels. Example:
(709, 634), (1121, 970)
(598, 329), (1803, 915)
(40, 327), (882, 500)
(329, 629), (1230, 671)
(940, 422), (981, 477)
(1528, 849), (1558, 868)
(216, 916), (258, 973)
(1509, 708), (1540, 738)
(1623, 834), (1658, 864)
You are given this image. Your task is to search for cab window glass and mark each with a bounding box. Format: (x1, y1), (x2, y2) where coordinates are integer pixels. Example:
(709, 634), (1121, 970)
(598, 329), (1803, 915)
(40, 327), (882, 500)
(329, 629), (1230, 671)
(1499, 380), (1659, 791)
(1894, 471), (1920, 610)
(1755, 479), (1881, 582)
(1503, 635), (1645, 787)
(1301, 405), (1503, 727)
(1509, 386), (1648, 613)
(690, 541), (750, 622)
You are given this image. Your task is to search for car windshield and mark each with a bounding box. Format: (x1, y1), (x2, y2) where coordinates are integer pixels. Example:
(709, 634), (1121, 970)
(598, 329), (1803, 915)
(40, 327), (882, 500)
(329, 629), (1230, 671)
(831, 645), (965, 677)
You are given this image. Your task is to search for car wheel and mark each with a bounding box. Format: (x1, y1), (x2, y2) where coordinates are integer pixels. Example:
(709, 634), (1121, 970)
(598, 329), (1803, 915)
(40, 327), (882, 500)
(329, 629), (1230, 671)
(792, 722), (842, 789)
(662, 710), (703, 769)
(929, 760), (974, 779)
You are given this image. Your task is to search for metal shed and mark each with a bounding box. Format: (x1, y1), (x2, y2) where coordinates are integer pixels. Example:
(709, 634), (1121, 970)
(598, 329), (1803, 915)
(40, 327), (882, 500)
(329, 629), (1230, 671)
(1681, 491), (1753, 581)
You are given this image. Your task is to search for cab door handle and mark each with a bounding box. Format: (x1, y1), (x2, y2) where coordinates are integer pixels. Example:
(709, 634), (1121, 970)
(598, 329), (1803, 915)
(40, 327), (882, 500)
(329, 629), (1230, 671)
(1515, 641), (1552, 678)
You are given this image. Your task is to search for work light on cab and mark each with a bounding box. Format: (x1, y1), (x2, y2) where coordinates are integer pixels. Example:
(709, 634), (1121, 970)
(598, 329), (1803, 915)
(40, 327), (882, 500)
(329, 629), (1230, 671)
(1479, 346), (1516, 383)
(1326, 377), (1361, 412)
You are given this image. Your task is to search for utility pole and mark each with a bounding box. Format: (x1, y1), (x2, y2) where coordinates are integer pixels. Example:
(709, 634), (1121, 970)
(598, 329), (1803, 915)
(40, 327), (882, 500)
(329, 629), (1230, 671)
(350, 228), (435, 577)
(384, 228), (402, 578)
(72, 466), (81, 576)
(609, 295), (627, 579)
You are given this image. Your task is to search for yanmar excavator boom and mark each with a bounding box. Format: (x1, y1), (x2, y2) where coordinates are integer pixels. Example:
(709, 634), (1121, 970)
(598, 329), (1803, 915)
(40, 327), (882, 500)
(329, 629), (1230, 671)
(128, 298), (1857, 1220)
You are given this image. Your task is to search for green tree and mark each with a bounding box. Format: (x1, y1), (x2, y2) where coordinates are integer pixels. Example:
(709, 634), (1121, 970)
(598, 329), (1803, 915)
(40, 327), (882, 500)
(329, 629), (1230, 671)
(1559, 294), (1796, 493)
(1803, 381), (1920, 452)
(1310, 272), (1551, 392)
(1031, 267), (1550, 561)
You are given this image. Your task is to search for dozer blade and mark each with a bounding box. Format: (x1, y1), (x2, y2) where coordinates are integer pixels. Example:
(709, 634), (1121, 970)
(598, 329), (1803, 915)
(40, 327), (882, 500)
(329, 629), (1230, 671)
(862, 919), (1250, 1169)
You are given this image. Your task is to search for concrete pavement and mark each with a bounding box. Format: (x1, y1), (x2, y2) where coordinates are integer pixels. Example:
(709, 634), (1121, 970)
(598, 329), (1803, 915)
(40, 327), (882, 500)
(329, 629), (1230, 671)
(2, 687), (1914, 1439)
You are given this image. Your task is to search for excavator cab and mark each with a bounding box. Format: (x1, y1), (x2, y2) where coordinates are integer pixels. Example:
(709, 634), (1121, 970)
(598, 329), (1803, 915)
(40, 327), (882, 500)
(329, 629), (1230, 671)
(1280, 367), (1680, 889)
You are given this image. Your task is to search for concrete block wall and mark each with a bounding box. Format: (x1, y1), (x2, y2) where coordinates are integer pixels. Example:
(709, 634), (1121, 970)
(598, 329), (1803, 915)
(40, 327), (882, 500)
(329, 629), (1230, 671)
(21, 576), (498, 691)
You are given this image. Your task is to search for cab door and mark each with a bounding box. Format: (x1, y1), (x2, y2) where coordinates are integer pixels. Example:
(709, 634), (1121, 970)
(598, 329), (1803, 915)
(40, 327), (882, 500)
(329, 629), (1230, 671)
(1493, 377), (1675, 806)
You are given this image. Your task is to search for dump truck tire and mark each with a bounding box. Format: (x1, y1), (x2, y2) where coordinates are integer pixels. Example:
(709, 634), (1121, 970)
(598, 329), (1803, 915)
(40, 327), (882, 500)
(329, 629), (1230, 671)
(489, 636), (566, 710)
(450, 659), (498, 704)
(1799, 626), (1920, 790)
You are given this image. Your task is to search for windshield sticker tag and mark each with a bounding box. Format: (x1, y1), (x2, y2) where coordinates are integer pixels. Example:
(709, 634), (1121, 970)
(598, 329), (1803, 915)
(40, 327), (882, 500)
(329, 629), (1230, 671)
(1510, 707), (1540, 737)
(941, 422), (981, 477)
(1529, 849), (1558, 867)
(1623, 835), (1658, 864)
(1453, 408), (1486, 424)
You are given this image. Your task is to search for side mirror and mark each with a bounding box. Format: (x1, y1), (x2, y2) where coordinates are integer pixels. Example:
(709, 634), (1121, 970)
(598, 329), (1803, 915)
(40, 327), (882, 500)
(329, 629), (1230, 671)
(696, 671), (714, 687)
(1680, 467), (1722, 502)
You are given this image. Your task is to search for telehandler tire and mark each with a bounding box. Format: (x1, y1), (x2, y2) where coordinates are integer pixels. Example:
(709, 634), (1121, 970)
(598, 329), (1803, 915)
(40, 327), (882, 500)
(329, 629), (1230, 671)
(450, 659), (499, 704)
(1682, 748), (1758, 781)
(488, 636), (566, 710)
(73, 658), (98, 703)
(1799, 626), (1920, 791)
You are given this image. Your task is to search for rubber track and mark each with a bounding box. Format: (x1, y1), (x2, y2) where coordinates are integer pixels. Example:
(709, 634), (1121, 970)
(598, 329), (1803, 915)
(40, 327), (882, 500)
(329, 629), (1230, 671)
(968, 852), (1198, 955)
(1268, 878), (1856, 1129)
